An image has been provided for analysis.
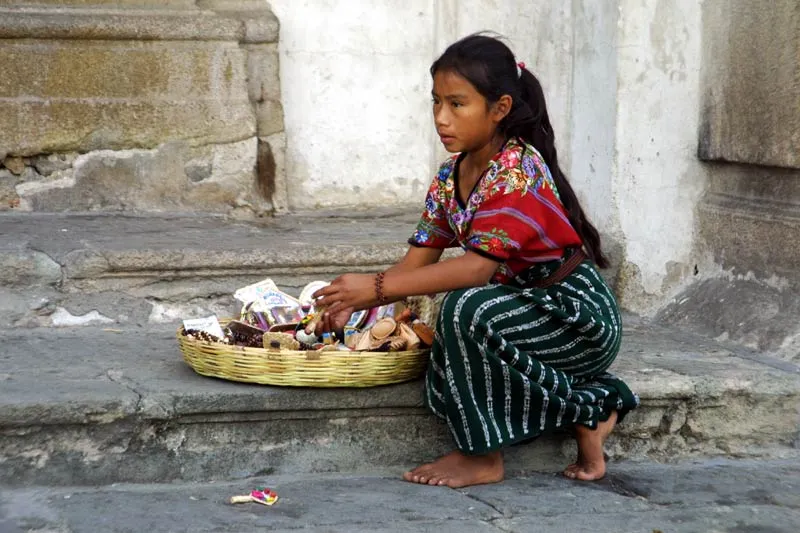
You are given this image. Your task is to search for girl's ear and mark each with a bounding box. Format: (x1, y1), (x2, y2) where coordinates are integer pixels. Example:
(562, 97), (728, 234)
(491, 94), (513, 124)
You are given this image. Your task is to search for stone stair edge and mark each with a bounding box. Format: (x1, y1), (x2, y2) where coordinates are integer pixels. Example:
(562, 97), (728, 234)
(2, 354), (799, 429)
(0, 4), (279, 44)
(0, 210), (425, 288)
(2, 322), (799, 486)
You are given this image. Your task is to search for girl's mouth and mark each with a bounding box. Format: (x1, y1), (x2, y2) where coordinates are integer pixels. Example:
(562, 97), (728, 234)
(439, 135), (455, 144)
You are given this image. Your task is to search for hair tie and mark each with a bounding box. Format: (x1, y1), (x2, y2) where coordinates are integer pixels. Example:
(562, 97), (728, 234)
(516, 61), (526, 78)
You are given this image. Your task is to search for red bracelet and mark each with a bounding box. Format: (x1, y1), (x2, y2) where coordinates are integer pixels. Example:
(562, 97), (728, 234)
(374, 272), (388, 305)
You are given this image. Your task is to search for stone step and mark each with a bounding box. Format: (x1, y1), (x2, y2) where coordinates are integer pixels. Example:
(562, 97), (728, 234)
(0, 211), (425, 329)
(2, 317), (798, 487)
(2, 459), (800, 533)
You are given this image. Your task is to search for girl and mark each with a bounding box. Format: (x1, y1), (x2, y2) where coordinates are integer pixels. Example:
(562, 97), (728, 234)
(313, 34), (639, 488)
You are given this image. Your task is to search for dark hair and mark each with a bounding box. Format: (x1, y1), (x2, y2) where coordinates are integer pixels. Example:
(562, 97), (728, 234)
(431, 33), (609, 268)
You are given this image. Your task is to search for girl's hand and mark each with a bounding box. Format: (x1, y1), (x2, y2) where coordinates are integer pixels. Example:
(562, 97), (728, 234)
(314, 306), (354, 336)
(312, 273), (377, 316)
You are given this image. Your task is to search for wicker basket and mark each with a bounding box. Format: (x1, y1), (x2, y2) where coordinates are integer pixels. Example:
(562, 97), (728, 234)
(178, 295), (441, 387)
(177, 322), (430, 388)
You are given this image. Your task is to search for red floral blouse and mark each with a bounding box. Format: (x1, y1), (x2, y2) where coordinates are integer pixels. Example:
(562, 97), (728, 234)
(408, 137), (583, 284)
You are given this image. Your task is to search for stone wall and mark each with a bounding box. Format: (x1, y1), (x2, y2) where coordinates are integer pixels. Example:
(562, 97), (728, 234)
(0, 0), (287, 216)
(657, 1), (800, 362)
(698, 1), (800, 169)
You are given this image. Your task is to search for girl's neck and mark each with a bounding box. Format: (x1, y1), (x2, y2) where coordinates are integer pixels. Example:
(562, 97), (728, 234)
(462, 133), (507, 174)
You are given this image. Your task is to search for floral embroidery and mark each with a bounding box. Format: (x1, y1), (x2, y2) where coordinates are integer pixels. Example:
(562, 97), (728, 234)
(467, 228), (519, 255)
(498, 149), (521, 171)
(523, 152), (560, 200)
(409, 157), (459, 247)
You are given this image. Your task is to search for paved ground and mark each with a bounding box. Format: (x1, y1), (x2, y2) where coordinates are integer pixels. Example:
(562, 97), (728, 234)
(1, 459), (799, 532)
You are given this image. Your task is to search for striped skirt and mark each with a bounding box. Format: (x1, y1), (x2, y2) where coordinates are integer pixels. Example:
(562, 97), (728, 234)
(425, 260), (639, 455)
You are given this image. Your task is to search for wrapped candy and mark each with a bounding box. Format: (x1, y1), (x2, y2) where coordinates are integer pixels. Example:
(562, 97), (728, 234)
(229, 487), (278, 506)
(235, 279), (304, 329)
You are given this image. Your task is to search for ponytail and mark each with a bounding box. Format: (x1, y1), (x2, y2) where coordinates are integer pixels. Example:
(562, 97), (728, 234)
(431, 33), (609, 268)
(507, 69), (609, 268)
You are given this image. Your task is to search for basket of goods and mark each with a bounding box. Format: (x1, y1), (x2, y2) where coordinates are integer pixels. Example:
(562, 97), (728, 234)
(177, 279), (438, 387)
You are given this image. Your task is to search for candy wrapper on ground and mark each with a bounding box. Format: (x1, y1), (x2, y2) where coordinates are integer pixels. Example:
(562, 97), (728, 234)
(229, 487), (278, 506)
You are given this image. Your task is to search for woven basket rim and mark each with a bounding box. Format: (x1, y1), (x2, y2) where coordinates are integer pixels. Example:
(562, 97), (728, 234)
(177, 333), (430, 358)
(177, 321), (430, 358)
(176, 319), (431, 387)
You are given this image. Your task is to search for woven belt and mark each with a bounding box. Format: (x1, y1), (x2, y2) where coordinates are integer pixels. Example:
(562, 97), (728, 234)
(527, 248), (588, 289)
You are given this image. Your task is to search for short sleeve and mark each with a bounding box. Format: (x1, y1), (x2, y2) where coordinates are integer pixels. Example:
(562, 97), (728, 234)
(464, 156), (576, 261)
(408, 167), (457, 249)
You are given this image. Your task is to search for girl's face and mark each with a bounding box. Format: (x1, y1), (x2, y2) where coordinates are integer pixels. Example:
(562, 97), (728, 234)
(432, 70), (510, 154)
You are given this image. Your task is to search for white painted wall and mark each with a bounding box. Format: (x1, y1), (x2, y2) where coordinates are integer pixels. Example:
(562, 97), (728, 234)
(569, 0), (619, 236)
(612, 0), (708, 312)
(266, 0), (574, 210)
(267, 0), (709, 314)
(265, 0), (436, 210)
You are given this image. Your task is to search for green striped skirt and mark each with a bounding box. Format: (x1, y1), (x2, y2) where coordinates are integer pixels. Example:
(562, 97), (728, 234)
(425, 259), (639, 455)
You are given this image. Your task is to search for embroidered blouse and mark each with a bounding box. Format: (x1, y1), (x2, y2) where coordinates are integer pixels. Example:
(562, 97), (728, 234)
(408, 137), (583, 284)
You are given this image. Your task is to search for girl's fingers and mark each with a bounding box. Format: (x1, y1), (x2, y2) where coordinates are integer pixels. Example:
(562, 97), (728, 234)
(312, 284), (337, 299)
(314, 313), (326, 335)
(317, 288), (343, 307)
(334, 309), (353, 331)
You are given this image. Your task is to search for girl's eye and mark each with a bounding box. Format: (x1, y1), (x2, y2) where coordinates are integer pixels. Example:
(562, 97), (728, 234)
(432, 97), (440, 105)
(451, 101), (463, 108)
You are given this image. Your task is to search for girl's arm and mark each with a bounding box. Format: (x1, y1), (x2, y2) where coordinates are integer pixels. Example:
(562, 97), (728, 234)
(381, 251), (498, 301)
(386, 245), (445, 274)
(314, 250), (499, 316)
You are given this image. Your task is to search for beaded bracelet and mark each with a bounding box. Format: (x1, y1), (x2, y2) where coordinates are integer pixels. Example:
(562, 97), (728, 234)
(374, 272), (388, 305)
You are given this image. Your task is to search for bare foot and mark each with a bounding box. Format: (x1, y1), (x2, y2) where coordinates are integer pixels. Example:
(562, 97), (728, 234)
(563, 451), (582, 479)
(563, 410), (617, 481)
(402, 450), (504, 488)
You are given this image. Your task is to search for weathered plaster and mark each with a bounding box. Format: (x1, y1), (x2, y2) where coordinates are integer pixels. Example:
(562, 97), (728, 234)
(612, 0), (708, 313)
(266, 0), (575, 210)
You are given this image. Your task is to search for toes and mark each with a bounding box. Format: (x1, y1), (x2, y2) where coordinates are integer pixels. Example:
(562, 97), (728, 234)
(404, 469), (430, 484)
(403, 471), (422, 483)
(563, 463), (579, 477)
(406, 464), (437, 484)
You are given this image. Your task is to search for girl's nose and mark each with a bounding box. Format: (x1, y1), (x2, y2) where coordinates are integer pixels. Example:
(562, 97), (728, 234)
(434, 107), (449, 128)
